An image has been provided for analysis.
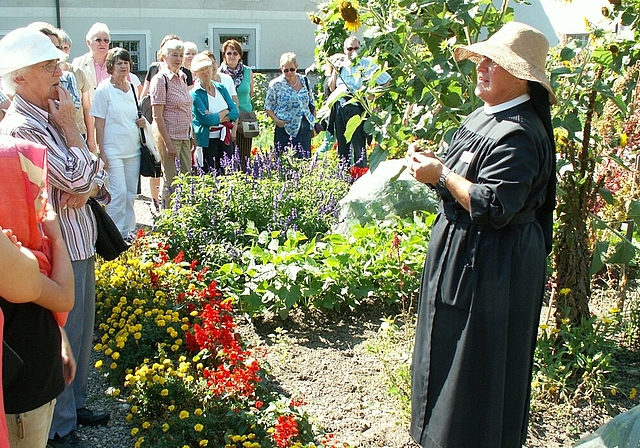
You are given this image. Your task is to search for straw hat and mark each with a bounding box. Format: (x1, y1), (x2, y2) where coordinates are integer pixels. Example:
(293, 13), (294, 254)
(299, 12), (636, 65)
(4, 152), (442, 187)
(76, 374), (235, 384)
(454, 21), (556, 105)
(0, 27), (67, 76)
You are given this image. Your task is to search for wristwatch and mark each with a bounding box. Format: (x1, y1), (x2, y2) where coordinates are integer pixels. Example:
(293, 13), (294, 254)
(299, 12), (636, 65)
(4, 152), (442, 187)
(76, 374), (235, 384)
(437, 166), (452, 189)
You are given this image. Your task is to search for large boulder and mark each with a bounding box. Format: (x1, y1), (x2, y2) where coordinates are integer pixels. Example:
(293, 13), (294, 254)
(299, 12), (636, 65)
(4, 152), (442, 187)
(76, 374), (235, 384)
(333, 158), (439, 235)
(573, 404), (640, 448)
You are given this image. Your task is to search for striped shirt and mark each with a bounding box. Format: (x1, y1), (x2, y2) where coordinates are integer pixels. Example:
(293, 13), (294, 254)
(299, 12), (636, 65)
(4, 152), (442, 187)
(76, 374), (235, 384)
(150, 67), (193, 140)
(0, 94), (108, 261)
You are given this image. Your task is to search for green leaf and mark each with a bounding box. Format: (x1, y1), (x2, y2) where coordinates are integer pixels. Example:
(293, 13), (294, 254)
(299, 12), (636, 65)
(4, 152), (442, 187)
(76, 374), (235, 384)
(589, 241), (608, 276)
(344, 114), (363, 144)
(369, 144), (389, 172)
(606, 240), (636, 265)
(598, 187), (615, 205)
(628, 200), (640, 228)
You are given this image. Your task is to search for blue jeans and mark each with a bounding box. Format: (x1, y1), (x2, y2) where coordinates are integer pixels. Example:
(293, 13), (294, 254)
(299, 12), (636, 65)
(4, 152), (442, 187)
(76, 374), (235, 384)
(274, 117), (312, 158)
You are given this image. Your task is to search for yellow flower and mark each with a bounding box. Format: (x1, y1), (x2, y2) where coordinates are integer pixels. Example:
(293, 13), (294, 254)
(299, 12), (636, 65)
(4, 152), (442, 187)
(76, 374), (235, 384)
(131, 428), (139, 436)
(162, 423), (170, 432)
(168, 405), (175, 412)
(160, 389), (169, 396)
(199, 441), (209, 447)
(339, 1), (362, 32)
(179, 410), (189, 419)
(630, 388), (637, 400)
(561, 318), (570, 325)
(131, 405), (139, 413)
(620, 133), (628, 147)
(559, 288), (571, 296)
(95, 360), (103, 368)
(609, 307), (621, 314)
(194, 408), (203, 416)
(142, 421), (150, 429)
(612, 387), (618, 396)
(539, 324), (548, 331)
(112, 352), (120, 360)
(110, 362), (117, 370)
(194, 423), (204, 432)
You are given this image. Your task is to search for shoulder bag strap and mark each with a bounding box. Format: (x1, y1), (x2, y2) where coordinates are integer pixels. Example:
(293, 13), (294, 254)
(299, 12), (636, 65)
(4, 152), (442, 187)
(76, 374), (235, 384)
(129, 83), (147, 145)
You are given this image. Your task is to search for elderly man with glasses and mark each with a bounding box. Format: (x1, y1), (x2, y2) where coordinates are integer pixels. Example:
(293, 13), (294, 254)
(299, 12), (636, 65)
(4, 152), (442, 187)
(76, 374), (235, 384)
(0, 27), (110, 448)
(328, 35), (391, 168)
(71, 23), (111, 154)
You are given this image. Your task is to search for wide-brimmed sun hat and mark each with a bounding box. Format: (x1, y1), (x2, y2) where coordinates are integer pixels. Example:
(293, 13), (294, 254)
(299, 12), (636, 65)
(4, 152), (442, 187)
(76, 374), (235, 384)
(190, 53), (213, 73)
(0, 27), (67, 76)
(454, 21), (557, 105)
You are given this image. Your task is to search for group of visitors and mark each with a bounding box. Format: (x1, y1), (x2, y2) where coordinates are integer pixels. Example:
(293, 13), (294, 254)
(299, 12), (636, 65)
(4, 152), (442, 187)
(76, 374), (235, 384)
(0, 16), (557, 448)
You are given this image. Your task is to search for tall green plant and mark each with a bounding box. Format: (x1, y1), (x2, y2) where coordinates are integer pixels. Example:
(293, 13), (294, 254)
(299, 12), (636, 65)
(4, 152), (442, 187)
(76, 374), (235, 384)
(551, 2), (640, 323)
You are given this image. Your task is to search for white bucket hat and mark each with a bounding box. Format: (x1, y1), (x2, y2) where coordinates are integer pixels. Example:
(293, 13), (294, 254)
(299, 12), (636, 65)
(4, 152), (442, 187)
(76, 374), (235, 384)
(454, 21), (557, 105)
(190, 53), (213, 73)
(0, 27), (67, 76)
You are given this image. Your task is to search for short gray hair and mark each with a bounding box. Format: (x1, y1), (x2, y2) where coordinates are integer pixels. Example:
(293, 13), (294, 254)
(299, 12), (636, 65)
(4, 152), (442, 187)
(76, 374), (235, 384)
(162, 39), (184, 56)
(183, 41), (197, 53)
(1, 67), (29, 95)
(86, 22), (110, 41)
(279, 52), (297, 68)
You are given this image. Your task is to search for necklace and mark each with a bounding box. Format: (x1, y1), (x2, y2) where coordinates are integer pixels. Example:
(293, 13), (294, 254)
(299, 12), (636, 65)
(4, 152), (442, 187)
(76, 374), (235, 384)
(288, 77), (300, 88)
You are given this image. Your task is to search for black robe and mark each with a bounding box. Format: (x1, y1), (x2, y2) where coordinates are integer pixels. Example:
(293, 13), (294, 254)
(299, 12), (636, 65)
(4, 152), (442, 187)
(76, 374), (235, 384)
(410, 101), (554, 448)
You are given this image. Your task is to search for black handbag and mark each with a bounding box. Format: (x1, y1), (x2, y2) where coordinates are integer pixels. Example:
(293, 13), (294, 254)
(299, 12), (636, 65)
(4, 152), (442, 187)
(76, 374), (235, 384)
(88, 198), (129, 260)
(131, 85), (162, 178)
(139, 132), (162, 178)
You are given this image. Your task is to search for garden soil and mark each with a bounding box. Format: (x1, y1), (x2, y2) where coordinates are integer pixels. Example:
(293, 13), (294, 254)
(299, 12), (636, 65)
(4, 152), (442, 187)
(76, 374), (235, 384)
(79, 193), (638, 447)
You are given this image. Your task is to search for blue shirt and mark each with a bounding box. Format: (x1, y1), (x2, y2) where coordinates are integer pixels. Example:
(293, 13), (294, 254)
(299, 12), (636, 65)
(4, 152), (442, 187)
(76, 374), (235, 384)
(265, 74), (314, 138)
(336, 56), (391, 103)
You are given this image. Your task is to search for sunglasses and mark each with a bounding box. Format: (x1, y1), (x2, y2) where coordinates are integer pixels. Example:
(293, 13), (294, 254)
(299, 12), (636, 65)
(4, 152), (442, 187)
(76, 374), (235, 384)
(346, 46), (360, 51)
(93, 38), (110, 44)
(225, 51), (239, 56)
(282, 68), (296, 73)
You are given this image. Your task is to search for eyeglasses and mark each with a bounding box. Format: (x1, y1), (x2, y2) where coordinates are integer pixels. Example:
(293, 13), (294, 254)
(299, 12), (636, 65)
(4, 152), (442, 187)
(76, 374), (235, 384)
(93, 38), (110, 44)
(41, 60), (61, 73)
(61, 45), (70, 51)
(282, 68), (296, 73)
(346, 46), (360, 52)
(225, 51), (239, 56)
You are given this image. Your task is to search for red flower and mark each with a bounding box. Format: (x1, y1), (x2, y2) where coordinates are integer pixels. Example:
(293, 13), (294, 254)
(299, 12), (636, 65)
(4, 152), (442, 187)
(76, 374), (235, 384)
(349, 165), (369, 181)
(272, 415), (299, 448)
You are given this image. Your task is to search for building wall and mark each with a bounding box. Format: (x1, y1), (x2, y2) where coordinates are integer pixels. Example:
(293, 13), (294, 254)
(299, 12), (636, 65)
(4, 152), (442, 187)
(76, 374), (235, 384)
(0, 0), (322, 72)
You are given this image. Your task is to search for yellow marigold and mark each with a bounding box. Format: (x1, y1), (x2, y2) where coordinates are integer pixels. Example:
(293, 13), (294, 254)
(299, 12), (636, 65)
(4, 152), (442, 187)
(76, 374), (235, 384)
(131, 405), (139, 413)
(110, 362), (117, 370)
(95, 360), (103, 368)
(131, 428), (139, 436)
(612, 387), (618, 396)
(161, 389), (169, 396)
(194, 408), (203, 416)
(162, 423), (170, 432)
(179, 410), (189, 419)
(142, 421), (150, 429)
(339, 1), (362, 32)
(194, 423), (204, 432)
(125, 414), (133, 422)
(112, 352), (120, 360)
(199, 441), (209, 447)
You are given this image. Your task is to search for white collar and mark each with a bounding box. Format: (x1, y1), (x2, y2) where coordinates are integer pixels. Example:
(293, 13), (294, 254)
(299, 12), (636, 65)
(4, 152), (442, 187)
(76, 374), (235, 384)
(484, 94), (530, 114)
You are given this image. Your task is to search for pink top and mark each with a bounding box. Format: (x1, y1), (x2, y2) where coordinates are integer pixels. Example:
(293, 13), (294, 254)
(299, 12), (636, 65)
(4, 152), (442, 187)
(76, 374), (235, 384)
(150, 67), (193, 140)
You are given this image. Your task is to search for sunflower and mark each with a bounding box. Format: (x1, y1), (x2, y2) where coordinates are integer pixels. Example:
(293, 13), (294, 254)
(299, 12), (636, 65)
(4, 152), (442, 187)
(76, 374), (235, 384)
(339, 1), (362, 32)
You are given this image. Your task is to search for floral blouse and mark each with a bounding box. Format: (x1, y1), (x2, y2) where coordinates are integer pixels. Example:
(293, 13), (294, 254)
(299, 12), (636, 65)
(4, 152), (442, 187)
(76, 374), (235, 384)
(265, 74), (314, 137)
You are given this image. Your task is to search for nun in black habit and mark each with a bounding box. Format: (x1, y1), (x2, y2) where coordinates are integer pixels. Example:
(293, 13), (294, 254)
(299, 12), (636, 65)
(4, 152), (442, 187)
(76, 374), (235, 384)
(406, 22), (557, 448)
